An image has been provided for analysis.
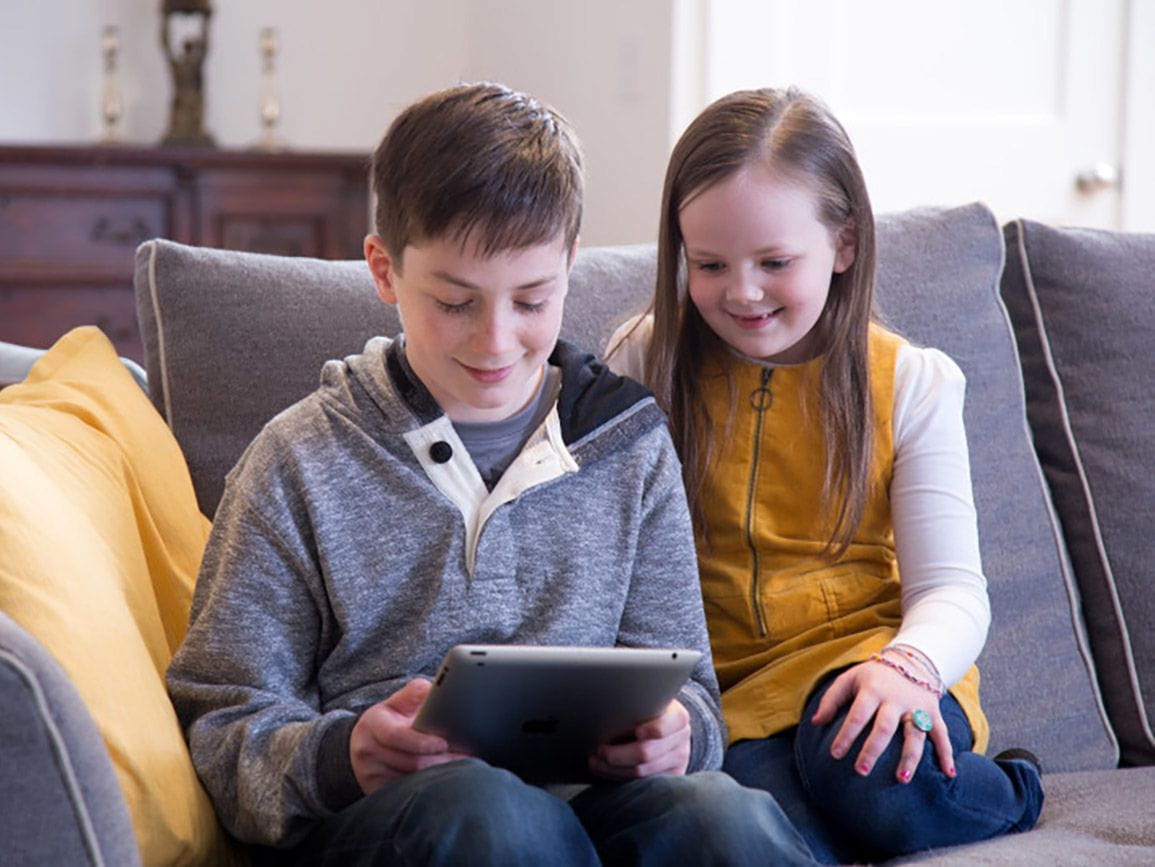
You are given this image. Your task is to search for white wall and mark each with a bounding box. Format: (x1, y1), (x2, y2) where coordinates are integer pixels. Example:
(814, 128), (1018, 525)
(0, 0), (677, 246)
(461, 1), (674, 245)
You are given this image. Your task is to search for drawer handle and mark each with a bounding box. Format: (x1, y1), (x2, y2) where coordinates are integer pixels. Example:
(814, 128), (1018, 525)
(91, 216), (154, 246)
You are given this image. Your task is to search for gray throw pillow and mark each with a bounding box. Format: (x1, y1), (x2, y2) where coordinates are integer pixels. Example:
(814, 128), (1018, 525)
(1001, 218), (1155, 766)
(872, 203), (1115, 771)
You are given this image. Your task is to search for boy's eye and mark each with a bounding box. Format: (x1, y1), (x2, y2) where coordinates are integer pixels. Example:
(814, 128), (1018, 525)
(436, 299), (472, 314)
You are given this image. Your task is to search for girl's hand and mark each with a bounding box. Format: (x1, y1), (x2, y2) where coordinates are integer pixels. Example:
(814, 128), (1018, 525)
(349, 678), (471, 795)
(811, 660), (955, 783)
(589, 699), (692, 779)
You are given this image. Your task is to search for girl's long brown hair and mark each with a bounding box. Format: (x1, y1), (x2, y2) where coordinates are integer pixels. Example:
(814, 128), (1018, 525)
(643, 87), (877, 558)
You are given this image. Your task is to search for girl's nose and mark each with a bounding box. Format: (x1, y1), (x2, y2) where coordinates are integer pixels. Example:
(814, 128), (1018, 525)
(725, 268), (765, 302)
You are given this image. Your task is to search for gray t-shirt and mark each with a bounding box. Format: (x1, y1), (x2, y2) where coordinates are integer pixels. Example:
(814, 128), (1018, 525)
(453, 366), (561, 487)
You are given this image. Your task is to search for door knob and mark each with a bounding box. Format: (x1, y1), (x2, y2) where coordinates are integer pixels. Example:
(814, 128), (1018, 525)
(1075, 163), (1120, 193)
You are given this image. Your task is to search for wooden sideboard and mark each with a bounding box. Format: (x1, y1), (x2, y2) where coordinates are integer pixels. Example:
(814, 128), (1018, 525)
(0, 144), (370, 361)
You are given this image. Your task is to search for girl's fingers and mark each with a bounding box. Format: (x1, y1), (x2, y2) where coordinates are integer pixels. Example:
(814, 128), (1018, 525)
(831, 692), (881, 761)
(930, 713), (956, 778)
(894, 713), (928, 782)
(851, 709), (902, 775)
(812, 669), (856, 725)
(893, 708), (954, 783)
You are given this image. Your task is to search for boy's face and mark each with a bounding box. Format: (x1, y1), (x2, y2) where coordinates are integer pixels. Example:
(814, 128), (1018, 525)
(366, 231), (575, 423)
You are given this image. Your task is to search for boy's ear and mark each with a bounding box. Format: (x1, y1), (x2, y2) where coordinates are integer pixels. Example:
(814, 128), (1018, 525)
(566, 236), (580, 274)
(365, 234), (399, 304)
(832, 220), (856, 274)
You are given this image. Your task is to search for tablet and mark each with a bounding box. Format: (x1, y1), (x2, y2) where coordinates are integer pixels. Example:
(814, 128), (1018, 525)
(412, 644), (702, 783)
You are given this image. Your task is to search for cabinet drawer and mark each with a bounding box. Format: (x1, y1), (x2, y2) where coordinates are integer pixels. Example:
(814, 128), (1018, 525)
(0, 285), (141, 362)
(0, 192), (167, 271)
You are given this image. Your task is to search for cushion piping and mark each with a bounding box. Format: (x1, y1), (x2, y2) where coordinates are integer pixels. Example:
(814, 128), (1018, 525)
(0, 648), (107, 867)
(145, 241), (175, 430)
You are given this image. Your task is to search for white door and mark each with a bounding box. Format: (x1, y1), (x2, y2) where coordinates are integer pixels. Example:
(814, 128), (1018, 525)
(700, 0), (1153, 230)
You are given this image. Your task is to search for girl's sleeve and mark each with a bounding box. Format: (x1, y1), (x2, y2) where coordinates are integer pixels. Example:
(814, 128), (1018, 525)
(604, 313), (653, 381)
(889, 344), (992, 687)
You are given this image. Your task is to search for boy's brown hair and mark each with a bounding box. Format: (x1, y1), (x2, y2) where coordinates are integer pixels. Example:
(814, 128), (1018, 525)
(371, 82), (584, 262)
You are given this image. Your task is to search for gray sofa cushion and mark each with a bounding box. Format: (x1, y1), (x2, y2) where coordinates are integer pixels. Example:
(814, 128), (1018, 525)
(1001, 218), (1155, 765)
(872, 203), (1115, 771)
(897, 766), (1155, 864)
(134, 203), (1117, 772)
(0, 612), (141, 867)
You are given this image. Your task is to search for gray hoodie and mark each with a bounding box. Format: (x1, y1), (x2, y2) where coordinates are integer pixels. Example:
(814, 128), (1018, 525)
(167, 336), (724, 847)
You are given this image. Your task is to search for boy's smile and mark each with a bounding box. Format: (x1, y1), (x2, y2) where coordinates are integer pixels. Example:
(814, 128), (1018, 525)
(366, 231), (574, 423)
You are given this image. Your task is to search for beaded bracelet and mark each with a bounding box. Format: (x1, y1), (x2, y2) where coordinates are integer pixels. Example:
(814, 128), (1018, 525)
(869, 652), (944, 698)
(884, 644), (946, 695)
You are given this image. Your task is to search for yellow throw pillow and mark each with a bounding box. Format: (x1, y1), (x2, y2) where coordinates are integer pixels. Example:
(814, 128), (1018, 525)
(0, 327), (244, 866)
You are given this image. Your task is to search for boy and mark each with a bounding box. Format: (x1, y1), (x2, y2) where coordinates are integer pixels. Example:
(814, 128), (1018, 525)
(167, 82), (813, 866)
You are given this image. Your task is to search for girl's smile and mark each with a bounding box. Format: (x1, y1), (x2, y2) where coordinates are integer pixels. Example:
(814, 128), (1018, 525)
(730, 307), (785, 329)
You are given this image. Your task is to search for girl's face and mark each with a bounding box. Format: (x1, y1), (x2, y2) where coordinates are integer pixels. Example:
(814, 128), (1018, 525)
(679, 163), (855, 365)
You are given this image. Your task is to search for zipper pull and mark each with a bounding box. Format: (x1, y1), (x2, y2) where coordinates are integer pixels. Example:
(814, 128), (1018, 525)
(749, 367), (773, 413)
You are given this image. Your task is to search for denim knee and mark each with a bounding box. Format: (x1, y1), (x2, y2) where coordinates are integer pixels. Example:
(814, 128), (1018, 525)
(604, 772), (816, 866)
(387, 759), (595, 865)
(794, 697), (1041, 855)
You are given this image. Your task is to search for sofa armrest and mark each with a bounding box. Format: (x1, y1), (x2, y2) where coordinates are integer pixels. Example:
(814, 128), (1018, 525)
(0, 612), (141, 867)
(0, 338), (148, 393)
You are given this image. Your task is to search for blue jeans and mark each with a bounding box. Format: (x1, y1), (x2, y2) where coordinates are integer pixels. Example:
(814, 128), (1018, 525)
(723, 676), (1044, 863)
(270, 758), (816, 866)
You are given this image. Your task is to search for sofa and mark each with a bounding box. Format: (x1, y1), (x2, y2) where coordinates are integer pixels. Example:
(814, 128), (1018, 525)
(2, 201), (1153, 865)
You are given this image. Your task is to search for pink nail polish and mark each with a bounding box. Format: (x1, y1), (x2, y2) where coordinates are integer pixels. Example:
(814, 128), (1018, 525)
(899, 769), (911, 782)
(857, 763), (870, 775)
(948, 766), (957, 778)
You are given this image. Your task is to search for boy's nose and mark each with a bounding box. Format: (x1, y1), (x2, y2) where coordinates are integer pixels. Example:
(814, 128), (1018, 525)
(473, 309), (516, 356)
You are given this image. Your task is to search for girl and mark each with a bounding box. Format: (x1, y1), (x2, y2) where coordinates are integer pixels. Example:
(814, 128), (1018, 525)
(607, 87), (1043, 863)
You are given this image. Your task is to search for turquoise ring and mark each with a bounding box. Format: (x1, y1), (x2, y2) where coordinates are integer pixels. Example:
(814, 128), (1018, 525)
(909, 709), (933, 733)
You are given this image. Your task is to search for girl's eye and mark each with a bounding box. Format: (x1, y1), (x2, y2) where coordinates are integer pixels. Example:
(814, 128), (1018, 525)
(516, 300), (548, 313)
(436, 299), (472, 314)
(762, 258), (790, 270)
(695, 261), (724, 273)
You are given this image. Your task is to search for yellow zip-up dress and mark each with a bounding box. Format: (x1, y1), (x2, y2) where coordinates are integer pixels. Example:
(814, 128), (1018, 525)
(698, 324), (988, 751)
